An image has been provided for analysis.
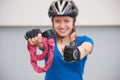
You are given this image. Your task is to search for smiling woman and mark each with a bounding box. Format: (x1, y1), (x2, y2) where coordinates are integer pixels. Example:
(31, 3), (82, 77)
(24, 0), (94, 80)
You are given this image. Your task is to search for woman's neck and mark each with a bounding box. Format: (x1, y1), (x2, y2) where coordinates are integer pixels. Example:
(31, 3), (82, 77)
(56, 36), (71, 45)
(56, 36), (71, 55)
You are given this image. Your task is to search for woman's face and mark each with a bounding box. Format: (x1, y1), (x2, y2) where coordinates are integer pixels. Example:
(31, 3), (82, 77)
(52, 16), (74, 37)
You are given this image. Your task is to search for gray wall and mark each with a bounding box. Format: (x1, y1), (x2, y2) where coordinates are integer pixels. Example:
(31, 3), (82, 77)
(0, 26), (120, 80)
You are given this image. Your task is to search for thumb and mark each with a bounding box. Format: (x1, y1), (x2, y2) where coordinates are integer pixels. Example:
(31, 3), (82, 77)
(38, 33), (42, 43)
(71, 32), (76, 42)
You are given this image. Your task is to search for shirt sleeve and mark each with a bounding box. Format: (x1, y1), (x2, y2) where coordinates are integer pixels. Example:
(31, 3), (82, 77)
(76, 36), (94, 46)
(82, 36), (94, 45)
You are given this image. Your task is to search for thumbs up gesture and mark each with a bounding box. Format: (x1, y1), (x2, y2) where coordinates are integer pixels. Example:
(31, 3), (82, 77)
(63, 32), (81, 62)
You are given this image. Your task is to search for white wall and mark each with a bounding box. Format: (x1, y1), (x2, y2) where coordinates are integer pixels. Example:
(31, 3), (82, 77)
(0, 26), (120, 80)
(0, 0), (120, 26)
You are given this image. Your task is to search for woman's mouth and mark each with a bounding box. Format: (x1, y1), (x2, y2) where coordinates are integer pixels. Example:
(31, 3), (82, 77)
(59, 29), (67, 33)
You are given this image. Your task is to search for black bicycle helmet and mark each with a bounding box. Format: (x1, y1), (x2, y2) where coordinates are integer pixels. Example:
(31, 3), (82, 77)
(48, 0), (79, 18)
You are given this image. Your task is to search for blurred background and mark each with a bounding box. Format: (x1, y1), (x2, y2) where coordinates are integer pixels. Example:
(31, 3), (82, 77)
(0, 0), (120, 80)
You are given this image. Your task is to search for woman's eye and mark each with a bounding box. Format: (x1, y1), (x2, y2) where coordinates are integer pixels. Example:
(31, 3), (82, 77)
(64, 20), (70, 23)
(55, 20), (60, 23)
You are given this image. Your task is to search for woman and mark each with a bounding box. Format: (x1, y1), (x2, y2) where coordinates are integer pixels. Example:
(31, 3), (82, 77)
(25, 0), (94, 80)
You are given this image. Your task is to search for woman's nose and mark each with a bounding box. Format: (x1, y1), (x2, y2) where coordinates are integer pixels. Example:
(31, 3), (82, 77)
(59, 22), (65, 28)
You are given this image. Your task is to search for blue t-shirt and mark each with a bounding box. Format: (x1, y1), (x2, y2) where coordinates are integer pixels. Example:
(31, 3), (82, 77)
(45, 36), (94, 80)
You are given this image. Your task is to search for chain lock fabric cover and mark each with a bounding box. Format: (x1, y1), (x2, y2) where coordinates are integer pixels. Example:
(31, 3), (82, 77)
(27, 30), (55, 73)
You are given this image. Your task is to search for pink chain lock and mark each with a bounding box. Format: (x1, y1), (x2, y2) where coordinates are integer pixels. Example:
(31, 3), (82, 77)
(27, 37), (54, 73)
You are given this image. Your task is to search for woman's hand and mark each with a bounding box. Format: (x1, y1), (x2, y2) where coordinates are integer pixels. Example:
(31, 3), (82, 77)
(25, 29), (43, 48)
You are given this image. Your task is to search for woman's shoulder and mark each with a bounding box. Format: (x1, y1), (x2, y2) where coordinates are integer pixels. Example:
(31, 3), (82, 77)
(76, 35), (92, 39)
(76, 35), (94, 45)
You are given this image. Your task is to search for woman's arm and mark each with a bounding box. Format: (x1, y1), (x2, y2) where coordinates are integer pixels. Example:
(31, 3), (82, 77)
(78, 42), (93, 59)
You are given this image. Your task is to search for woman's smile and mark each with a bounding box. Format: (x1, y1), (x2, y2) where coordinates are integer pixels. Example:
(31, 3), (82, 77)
(59, 28), (67, 33)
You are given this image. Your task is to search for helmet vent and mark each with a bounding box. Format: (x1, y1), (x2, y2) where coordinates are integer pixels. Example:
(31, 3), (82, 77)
(72, 6), (75, 10)
(62, 1), (68, 12)
(60, 0), (63, 5)
(55, 2), (60, 12)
